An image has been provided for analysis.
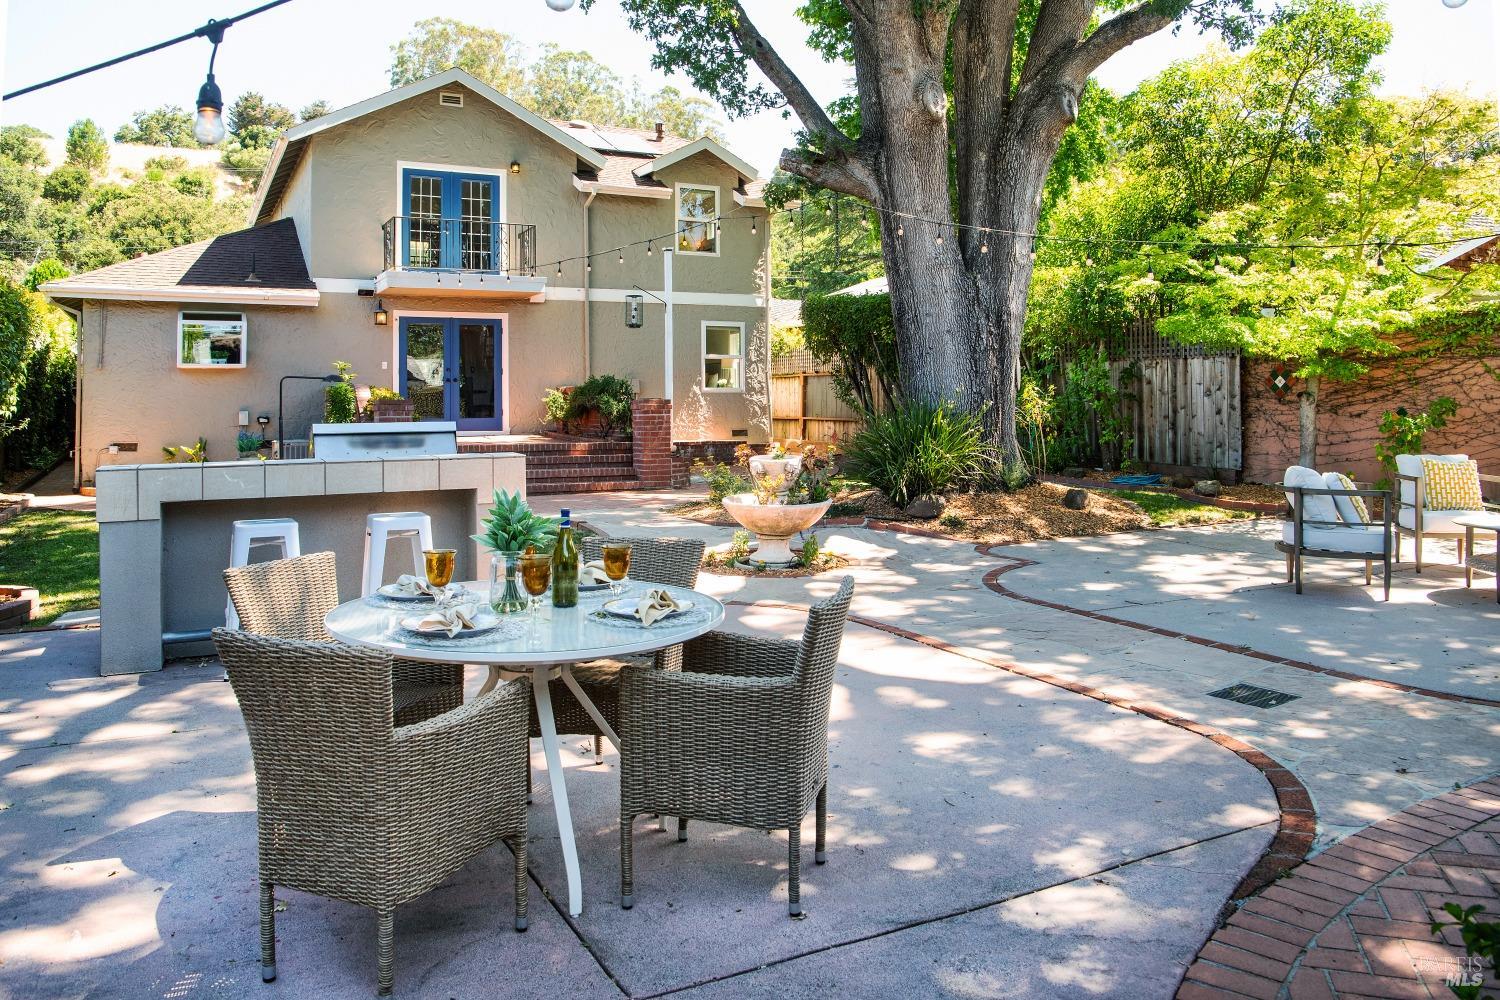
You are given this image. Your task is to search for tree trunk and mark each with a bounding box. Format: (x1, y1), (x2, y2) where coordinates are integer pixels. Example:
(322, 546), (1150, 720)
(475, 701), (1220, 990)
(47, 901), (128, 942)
(1298, 375), (1319, 468)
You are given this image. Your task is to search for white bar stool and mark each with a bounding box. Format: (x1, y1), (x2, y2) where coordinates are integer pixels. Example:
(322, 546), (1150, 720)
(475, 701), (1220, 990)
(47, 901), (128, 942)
(225, 518), (302, 628)
(362, 512), (434, 596)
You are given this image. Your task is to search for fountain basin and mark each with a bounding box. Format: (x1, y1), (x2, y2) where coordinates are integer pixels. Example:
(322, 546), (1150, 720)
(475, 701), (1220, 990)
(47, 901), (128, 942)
(721, 493), (831, 568)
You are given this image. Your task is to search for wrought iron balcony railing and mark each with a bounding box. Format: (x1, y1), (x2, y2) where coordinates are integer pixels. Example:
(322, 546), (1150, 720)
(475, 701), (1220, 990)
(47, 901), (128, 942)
(382, 216), (537, 274)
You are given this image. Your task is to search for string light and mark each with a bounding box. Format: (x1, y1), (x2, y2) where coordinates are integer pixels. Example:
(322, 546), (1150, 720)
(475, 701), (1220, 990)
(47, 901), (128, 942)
(646, 241), (653, 255)
(935, 232), (943, 247)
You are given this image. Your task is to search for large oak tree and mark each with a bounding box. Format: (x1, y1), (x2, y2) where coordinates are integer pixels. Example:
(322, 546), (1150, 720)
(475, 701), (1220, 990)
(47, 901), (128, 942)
(595, 0), (1259, 463)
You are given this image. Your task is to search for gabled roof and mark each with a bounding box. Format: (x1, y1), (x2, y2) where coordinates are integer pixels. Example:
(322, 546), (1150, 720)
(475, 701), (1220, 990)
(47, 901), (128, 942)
(42, 218), (319, 307)
(252, 68), (610, 225)
(1415, 212), (1500, 274)
(830, 276), (889, 297)
(632, 136), (759, 185)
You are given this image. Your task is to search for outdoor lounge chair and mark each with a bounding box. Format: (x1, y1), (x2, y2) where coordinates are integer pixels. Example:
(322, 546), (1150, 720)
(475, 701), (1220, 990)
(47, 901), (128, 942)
(212, 629), (531, 996)
(224, 551), (464, 726)
(1277, 465), (1393, 600)
(618, 575), (855, 916)
(532, 536), (706, 762)
(1393, 453), (1499, 572)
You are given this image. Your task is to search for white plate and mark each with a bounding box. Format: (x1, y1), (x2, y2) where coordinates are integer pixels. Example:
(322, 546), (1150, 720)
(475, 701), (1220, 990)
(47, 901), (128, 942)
(601, 597), (693, 621)
(399, 612), (503, 639)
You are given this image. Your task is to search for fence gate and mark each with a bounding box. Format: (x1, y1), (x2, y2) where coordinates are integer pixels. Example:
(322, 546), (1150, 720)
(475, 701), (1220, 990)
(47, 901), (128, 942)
(770, 349), (875, 444)
(1112, 321), (1242, 474)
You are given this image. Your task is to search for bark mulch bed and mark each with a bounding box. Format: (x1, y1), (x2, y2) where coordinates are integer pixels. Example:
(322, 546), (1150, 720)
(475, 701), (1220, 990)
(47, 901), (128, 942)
(699, 549), (854, 578)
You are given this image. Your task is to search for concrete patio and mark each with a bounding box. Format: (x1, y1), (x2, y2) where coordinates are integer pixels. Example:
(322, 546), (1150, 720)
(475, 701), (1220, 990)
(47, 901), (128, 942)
(1, 488), (1495, 998)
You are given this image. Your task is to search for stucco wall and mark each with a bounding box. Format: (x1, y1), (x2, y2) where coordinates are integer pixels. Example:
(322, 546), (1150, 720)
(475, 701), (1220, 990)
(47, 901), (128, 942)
(1241, 355), (1500, 485)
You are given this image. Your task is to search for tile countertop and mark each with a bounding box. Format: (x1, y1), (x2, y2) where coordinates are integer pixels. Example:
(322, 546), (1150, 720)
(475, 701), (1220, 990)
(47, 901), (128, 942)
(93, 453), (525, 523)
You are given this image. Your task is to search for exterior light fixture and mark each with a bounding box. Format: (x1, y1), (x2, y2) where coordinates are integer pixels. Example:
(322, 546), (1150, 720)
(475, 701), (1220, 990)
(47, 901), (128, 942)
(193, 21), (227, 145)
(509, 160), (521, 174)
(625, 293), (644, 329)
(545, 0), (577, 9)
(373, 299), (388, 325)
(1442, 0), (1468, 7)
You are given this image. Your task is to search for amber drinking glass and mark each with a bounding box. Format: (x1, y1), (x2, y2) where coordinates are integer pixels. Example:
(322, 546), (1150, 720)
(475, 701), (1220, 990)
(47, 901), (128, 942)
(519, 552), (551, 627)
(602, 542), (632, 596)
(423, 549), (456, 590)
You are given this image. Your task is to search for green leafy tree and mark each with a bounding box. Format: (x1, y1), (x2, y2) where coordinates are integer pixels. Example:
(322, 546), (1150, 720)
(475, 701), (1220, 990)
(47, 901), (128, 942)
(389, 18), (526, 95)
(0, 126), (50, 169)
(590, 0), (1264, 466)
(64, 119), (109, 173)
(114, 106), (198, 147)
(0, 160), (44, 261)
(226, 93), (296, 140)
(622, 86), (724, 141)
(523, 45), (627, 123)
(41, 164), (91, 203)
(0, 280), (38, 436)
(298, 100), (331, 123)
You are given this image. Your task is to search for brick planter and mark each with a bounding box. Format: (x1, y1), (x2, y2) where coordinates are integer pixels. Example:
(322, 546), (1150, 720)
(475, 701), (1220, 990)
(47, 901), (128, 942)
(0, 586), (39, 629)
(368, 399), (416, 422)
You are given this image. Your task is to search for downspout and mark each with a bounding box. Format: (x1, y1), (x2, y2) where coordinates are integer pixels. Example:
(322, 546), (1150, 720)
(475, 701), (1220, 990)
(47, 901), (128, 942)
(582, 188), (596, 379)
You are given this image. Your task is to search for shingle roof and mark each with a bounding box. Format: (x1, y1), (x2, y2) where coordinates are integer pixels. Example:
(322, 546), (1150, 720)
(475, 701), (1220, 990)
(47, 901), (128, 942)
(45, 219), (315, 293)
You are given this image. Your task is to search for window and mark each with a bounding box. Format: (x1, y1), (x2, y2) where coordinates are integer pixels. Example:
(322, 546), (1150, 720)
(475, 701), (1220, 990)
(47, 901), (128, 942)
(676, 184), (718, 255)
(702, 321), (743, 391)
(178, 312), (246, 368)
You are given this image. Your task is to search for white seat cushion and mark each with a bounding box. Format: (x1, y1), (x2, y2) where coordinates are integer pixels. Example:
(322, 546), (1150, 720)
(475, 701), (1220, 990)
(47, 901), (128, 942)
(1322, 471), (1371, 524)
(1394, 453), (1468, 508)
(1283, 466), (1340, 525)
(1282, 521), (1389, 555)
(1397, 508), (1475, 534)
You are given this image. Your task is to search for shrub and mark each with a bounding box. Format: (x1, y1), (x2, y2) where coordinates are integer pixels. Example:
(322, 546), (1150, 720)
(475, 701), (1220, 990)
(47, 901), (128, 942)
(543, 387), (570, 429)
(568, 374), (635, 437)
(1050, 347), (1133, 470)
(324, 361), (356, 424)
(843, 403), (994, 508)
(162, 437), (207, 463)
(367, 386), (401, 403)
(728, 530), (752, 562)
(798, 533), (820, 568)
(694, 459), (748, 503)
(801, 292), (900, 414)
(1374, 397), (1458, 476)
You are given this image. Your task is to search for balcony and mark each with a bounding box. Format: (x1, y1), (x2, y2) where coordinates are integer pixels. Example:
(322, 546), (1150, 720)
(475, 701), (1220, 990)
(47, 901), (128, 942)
(376, 216), (545, 299)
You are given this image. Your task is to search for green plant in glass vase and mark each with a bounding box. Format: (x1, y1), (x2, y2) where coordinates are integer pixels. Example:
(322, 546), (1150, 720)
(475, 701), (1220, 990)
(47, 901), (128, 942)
(472, 490), (560, 613)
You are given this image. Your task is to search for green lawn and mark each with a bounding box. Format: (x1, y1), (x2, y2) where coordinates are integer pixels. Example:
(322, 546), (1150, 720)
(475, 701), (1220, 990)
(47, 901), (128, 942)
(1114, 489), (1256, 528)
(0, 509), (99, 627)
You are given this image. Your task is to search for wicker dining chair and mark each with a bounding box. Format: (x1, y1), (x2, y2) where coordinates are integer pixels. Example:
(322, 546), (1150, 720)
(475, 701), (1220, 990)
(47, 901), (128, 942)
(224, 551), (463, 727)
(619, 575), (855, 917)
(212, 629), (530, 997)
(529, 536), (706, 761)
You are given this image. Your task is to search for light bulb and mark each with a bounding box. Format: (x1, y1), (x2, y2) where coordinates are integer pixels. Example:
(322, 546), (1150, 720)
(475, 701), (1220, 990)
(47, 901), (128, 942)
(193, 73), (226, 145)
(896, 225), (904, 238)
(545, 0), (576, 9)
(1442, 0), (1467, 8)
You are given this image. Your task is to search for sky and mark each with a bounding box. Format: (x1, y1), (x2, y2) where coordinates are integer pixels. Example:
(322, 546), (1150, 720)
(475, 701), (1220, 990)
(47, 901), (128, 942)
(1, 0), (1496, 178)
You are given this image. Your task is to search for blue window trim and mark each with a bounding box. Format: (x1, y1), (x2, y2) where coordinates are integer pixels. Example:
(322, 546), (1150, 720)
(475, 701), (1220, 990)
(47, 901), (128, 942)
(400, 168), (501, 270)
(398, 316), (504, 431)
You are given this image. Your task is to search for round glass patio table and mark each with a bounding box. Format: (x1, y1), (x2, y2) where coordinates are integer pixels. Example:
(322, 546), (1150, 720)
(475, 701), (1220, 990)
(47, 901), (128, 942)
(326, 582), (725, 917)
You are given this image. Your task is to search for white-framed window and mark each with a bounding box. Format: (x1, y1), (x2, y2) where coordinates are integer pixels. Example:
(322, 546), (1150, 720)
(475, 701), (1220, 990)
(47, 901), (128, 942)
(177, 311), (246, 368)
(702, 321), (744, 391)
(676, 183), (719, 255)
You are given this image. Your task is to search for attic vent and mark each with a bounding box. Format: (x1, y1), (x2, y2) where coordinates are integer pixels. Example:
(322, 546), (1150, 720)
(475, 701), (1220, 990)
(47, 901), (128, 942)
(438, 91), (464, 108)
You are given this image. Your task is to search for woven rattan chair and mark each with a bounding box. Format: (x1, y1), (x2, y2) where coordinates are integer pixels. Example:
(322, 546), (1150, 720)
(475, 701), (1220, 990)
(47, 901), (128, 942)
(530, 536), (706, 762)
(224, 551), (463, 727)
(213, 629), (530, 996)
(619, 575), (855, 917)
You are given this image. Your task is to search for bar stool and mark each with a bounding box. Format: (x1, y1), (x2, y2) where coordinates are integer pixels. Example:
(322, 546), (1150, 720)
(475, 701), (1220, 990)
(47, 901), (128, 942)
(225, 518), (301, 628)
(362, 512), (434, 596)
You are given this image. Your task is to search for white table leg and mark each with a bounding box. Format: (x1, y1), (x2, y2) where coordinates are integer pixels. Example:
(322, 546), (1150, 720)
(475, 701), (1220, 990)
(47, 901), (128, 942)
(533, 670), (583, 917)
(559, 665), (620, 751)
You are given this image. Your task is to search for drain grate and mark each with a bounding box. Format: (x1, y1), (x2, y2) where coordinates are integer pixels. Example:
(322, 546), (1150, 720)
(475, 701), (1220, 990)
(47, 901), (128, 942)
(1207, 683), (1300, 709)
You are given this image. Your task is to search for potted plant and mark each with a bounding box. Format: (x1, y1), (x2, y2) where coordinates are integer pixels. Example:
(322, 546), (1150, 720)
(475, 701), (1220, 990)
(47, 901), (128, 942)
(367, 386), (415, 422)
(236, 430), (268, 462)
(722, 444), (838, 568)
(567, 374), (636, 439)
(472, 489), (559, 613)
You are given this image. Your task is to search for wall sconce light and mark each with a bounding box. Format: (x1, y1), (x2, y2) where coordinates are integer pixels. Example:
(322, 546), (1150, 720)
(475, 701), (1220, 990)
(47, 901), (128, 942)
(373, 299), (389, 325)
(625, 293), (644, 329)
(509, 160), (521, 174)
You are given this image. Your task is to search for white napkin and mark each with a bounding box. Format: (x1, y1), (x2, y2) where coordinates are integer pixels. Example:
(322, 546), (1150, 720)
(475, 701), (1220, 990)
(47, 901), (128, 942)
(581, 560), (611, 585)
(413, 602), (483, 638)
(634, 588), (681, 626)
(392, 574), (443, 598)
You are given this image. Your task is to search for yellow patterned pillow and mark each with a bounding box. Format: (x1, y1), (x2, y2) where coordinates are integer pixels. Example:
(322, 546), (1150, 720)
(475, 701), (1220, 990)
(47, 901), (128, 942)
(1420, 458), (1483, 511)
(1331, 473), (1370, 522)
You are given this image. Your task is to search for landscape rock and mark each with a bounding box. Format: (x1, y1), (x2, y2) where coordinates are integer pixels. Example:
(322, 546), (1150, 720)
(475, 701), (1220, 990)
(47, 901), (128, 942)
(1062, 488), (1090, 511)
(1062, 467), (1089, 479)
(1170, 474), (1196, 490)
(1193, 480), (1222, 498)
(904, 494), (947, 519)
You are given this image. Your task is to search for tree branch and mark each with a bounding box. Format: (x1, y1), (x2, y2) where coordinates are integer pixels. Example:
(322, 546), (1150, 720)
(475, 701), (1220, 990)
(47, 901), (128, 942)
(778, 148), (878, 203)
(725, 0), (851, 152)
(1049, 2), (1178, 92)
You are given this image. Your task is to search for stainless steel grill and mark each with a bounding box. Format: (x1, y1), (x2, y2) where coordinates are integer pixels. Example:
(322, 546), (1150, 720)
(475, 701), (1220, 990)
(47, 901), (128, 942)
(310, 421), (458, 460)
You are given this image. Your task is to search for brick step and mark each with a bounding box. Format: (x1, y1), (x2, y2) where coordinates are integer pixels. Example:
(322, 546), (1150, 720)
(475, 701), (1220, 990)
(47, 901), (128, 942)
(528, 478), (642, 495)
(520, 453), (636, 468)
(459, 441), (632, 457)
(526, 466), (636, 482)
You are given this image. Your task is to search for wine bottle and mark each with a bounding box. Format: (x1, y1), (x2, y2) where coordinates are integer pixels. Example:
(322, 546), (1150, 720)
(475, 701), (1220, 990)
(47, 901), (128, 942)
(551, 508), (579, 607)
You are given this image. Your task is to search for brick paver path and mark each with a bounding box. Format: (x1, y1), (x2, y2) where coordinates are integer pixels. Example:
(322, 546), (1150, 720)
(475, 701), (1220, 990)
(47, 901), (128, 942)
(1180, 778), (1500, 999)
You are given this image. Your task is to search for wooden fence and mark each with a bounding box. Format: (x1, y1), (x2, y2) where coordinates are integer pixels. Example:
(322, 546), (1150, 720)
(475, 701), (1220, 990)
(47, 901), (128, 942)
(1108, 321), (1242, 474)
(770, 349), (879, 444)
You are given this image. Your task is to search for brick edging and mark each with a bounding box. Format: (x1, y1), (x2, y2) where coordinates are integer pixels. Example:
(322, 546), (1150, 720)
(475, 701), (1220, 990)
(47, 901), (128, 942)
(977, 547), (1500, 710)
(721, 596), (1316, 903)
(1177, 777), (1500, 1000)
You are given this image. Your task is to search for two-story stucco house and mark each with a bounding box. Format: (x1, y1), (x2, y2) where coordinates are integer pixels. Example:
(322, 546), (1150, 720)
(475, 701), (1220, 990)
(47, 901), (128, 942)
(44, 68), (772, 487)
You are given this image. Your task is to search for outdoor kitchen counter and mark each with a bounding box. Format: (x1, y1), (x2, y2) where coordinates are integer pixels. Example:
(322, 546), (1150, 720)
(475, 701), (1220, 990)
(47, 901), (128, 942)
(93, 453), (525, 675)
